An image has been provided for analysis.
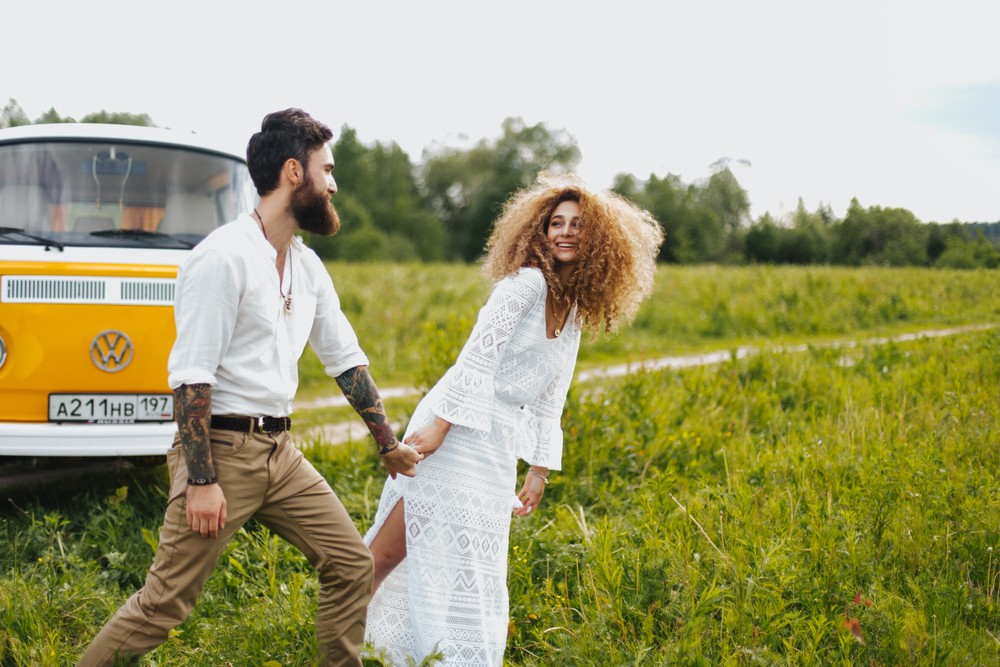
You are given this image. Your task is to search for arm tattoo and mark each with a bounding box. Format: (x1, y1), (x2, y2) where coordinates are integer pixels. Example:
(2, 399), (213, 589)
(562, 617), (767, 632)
(174, 383), (215, 480)
(335, 366), (398, 453)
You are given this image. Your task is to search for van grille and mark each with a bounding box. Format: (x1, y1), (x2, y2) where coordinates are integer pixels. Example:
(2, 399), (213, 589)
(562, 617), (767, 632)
(1, 276), (175, 305)
(120, 279), (175, 304)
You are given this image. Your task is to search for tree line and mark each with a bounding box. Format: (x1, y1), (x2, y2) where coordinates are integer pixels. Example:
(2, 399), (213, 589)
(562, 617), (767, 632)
(3, 98), (998, 268)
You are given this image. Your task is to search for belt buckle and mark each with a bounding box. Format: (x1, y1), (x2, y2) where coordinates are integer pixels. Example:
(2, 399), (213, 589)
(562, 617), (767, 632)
(257, 416), (271, 433)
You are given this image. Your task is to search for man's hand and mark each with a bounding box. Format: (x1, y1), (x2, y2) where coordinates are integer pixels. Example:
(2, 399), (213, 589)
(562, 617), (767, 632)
(381, 442), (422, 479)
(186, 484), (227, 538)
(336, 366), (424, 477)
(174, 382), (220, 535)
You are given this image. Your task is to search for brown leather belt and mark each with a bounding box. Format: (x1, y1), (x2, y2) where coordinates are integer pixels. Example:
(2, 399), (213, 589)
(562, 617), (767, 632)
(210, 415), (291, 434)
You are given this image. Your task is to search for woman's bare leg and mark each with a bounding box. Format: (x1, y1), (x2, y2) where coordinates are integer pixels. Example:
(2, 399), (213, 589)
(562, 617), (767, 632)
(368, 499), (407, 592)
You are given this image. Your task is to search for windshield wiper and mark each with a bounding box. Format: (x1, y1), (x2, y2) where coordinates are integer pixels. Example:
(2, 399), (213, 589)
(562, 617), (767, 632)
(90, 228), (194, 248)
(0, 226), (65, 252)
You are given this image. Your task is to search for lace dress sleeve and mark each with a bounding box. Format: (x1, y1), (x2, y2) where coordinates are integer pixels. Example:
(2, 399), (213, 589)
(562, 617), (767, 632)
(515, 323), (581, 470)
(430, 269), (545, 432)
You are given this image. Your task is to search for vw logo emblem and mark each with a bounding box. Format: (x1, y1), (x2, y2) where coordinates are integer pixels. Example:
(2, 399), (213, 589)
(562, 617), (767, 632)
(91, 330), (134, 373)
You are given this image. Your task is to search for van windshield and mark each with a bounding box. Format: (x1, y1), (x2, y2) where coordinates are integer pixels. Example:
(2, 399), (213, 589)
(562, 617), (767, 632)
(0, 139), (255, 248)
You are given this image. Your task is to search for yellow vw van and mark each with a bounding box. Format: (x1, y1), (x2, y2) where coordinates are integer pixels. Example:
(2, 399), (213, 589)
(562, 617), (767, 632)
(0, 123), (255, 456)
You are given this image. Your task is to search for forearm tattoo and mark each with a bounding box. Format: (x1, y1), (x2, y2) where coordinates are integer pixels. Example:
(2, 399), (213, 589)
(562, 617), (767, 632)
(174, 383), (214, 480)
(335, 366), (398, 454)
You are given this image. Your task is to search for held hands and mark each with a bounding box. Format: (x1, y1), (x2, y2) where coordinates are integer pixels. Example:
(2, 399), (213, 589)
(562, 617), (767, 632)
(380, 417), (451, 480)
(514, 467), (548, 517)
(403, 417), (452, 459)
(186, 484), (227, 538)
(381, 441), (422, 479)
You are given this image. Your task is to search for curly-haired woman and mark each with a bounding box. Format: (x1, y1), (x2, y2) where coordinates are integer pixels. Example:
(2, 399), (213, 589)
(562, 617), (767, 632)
(363, 175), (664, 666)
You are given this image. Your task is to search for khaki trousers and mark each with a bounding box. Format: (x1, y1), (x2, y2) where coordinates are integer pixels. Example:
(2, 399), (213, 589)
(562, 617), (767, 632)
(77, 427), (373, 666)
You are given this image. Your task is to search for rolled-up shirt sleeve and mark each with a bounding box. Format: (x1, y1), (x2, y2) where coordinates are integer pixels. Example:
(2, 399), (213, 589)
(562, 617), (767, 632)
(308, 258), (369, 377)
(167, 248), (241, 389)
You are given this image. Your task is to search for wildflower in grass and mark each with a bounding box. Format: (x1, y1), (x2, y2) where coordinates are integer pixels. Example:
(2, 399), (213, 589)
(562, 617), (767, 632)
(842, 590), (872, 644)
(843, 616), (865, 644)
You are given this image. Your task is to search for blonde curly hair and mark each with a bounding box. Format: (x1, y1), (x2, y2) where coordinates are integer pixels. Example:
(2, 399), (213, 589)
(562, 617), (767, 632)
(482, 174), (664, 334)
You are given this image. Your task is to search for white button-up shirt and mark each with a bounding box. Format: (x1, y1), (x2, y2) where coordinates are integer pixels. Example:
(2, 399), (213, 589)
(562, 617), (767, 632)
(167, 214), (368, 416)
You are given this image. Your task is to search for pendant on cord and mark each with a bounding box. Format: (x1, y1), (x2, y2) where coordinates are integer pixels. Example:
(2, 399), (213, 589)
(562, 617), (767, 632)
(279, 248), (293, 316)
(255, 210), (294, 316)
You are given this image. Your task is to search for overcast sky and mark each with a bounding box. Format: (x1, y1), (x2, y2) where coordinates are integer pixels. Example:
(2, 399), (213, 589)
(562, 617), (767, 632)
(3, 0), (999, 222)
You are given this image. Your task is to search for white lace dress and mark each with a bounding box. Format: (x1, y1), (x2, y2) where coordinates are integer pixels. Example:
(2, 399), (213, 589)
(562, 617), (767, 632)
(364, 267), (581, 666)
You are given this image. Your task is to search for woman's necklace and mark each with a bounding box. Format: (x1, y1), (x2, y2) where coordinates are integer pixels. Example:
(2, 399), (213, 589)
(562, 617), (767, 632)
(255, 208), (293, 315)
(548, 292), (569, 338)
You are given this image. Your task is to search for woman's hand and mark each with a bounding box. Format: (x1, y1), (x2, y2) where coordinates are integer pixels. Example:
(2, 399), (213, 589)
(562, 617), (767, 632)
(514, 467), (548, 517)
(404, 416), (452, 459)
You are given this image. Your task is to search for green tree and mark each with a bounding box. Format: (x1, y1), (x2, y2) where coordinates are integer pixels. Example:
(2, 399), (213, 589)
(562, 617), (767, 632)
(301, 192), (372, 260)
(35, 107), (76, 124)
(782, 198), (831, 263)
(701, 165), (750, 236)
(744, 213), (781, 263)
(0, 98), (30, 128)
(934, 231), (1000, 268)
(2, 101), (151, 128)
(422, 117), (580, 261)
(831, 198), (930, 266)
(831, 199), (927, 266)
(613, 171), (729, 263)
(610, 172), (642, 202)
(79, 110), (156, 126)
(331, 126), (447, 261)
(965, 221), (1000, 247)
(925, 222), (951, 262)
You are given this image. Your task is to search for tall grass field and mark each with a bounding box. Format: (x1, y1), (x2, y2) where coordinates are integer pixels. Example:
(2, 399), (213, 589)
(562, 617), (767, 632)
(1, 265), (998, 666)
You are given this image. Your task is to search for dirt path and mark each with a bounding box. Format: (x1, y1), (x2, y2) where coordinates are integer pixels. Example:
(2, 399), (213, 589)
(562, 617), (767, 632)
(301, 323), (998, 445)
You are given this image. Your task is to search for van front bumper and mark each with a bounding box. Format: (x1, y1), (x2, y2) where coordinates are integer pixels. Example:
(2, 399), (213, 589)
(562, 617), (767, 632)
(0, 422), (176, 457)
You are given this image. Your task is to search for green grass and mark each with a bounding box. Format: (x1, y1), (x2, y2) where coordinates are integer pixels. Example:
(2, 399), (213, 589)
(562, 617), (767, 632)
(298, 263), (1000, 399)
(2, 265), (999, 665)
(504, 329), (1000, 665)
(584, 264), (1000, 363)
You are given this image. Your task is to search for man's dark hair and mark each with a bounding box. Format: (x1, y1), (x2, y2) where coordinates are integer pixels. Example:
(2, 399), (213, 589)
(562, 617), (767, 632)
(246, 108), (334, 196)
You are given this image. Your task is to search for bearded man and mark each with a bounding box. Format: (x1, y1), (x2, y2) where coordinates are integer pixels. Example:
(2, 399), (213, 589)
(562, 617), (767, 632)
(77, 109), (421, 667)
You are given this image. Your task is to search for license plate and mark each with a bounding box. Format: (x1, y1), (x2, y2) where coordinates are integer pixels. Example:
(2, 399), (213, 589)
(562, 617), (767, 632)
(49, 394), (174, 423)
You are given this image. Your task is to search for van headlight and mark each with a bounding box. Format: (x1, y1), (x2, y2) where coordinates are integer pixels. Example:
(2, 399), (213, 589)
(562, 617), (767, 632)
(0, 334), (6, 369)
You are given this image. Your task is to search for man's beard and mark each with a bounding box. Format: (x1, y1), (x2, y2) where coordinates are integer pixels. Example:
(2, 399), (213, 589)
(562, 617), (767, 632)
(290, 180), (341, 236)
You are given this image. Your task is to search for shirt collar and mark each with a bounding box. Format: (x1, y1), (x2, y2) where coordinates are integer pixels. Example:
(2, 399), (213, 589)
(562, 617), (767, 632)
(238, 212), (303, 259)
